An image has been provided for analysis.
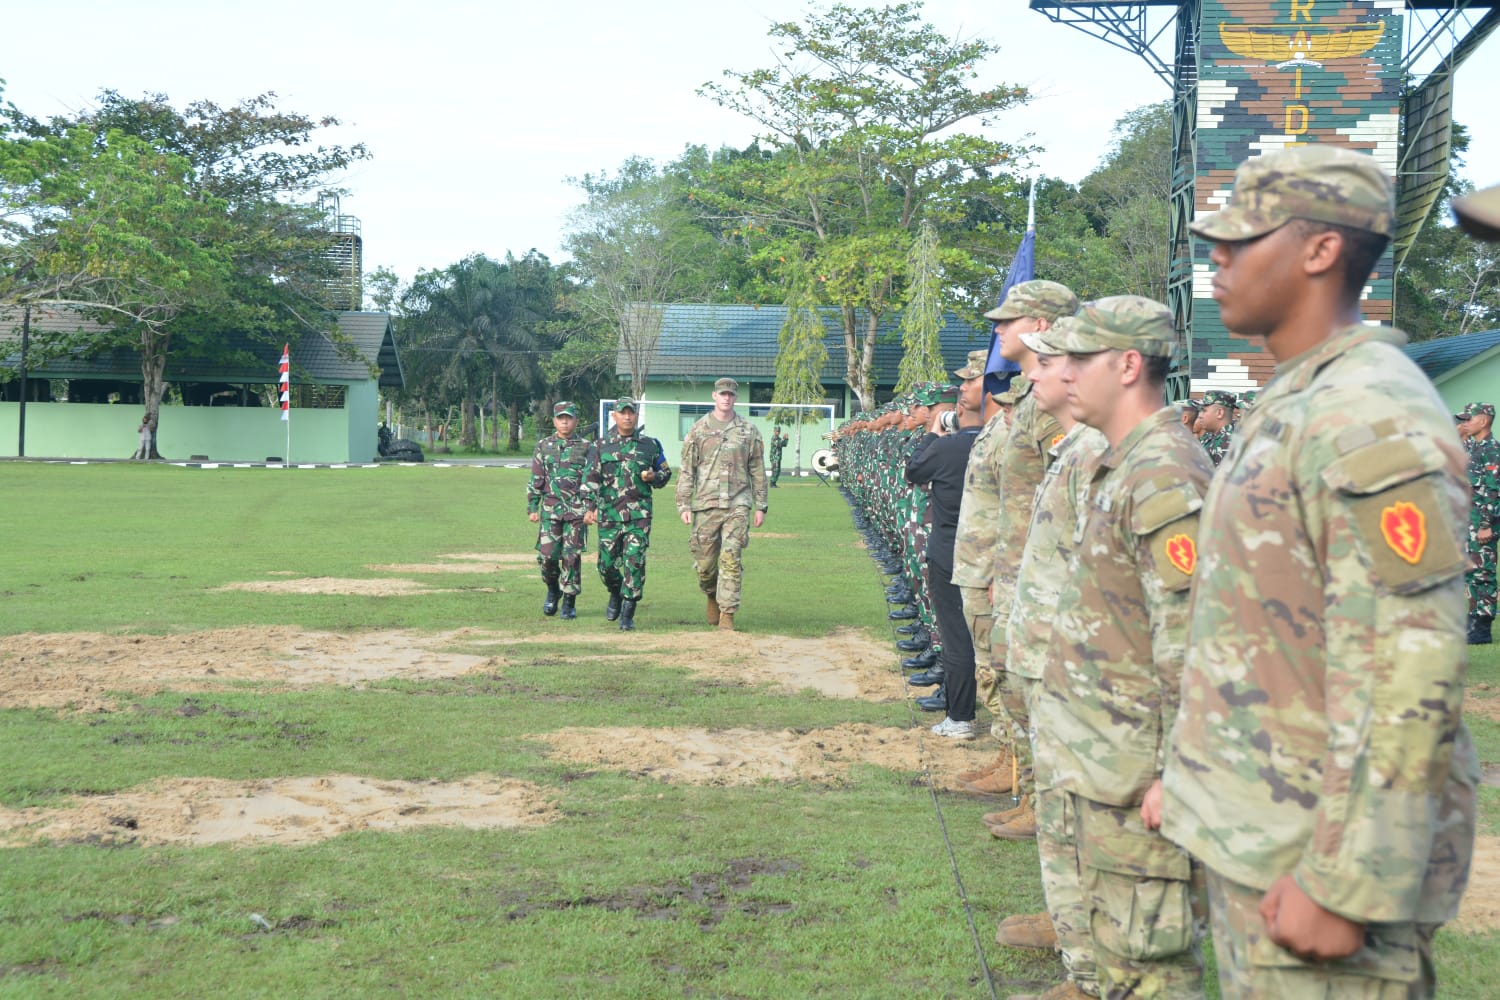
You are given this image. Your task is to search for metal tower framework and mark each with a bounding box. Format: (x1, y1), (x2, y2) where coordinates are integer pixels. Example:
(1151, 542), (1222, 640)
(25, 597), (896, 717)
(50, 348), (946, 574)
(1028, 0), (1499, 391)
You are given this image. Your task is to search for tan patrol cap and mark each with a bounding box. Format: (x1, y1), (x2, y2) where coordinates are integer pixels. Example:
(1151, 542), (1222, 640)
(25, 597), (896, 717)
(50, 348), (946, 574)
(953, 349), (989, 380)
(1189, 145), (1394, 242)
(983, 279), (1079, 322)
(713, 377), (739, 394)
(1454, 184), (1500, 242)
(1035, 296), (1177, 358)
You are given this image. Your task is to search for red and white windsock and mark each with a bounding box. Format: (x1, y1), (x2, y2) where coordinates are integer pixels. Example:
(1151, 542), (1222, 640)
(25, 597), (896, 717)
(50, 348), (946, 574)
(279, 344), (290, 422)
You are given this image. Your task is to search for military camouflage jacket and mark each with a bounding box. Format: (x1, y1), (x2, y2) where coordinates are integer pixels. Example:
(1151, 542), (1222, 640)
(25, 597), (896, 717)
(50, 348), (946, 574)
(674, 413), (768, 515)
(1007, 425), (1107, 686)
(1035, 407), (1212, 807)
(1163, 326), (1477, 925)
(1199, 422), (1235, 466)
(1465, 434), (1500, 545)
(769, 432), (786, 462)
(950, 407), (1009, 589)
(527, 432), (592, 520)
(584, 430), (672, 523)
(987, 378), (1064, 636)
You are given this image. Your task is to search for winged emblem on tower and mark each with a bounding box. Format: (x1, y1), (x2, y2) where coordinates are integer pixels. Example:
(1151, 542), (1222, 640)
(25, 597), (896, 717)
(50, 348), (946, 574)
(1219, 21), (1384, 69)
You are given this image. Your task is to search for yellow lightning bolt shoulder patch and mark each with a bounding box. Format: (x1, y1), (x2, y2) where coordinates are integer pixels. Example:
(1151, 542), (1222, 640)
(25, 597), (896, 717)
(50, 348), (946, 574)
(1379, 500), (1426, 565)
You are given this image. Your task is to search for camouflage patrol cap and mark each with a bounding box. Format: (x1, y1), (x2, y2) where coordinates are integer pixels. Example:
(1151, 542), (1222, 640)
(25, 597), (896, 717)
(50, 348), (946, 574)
(615, 397), (638, 412)
(937, 383), (960, 404)
(1239, 390), (1258, 412)
(1202, 389), (1239, 410)
(912, 382), (940, 407)
(1455, 184), (1500, 242)
(992, 384), (1022, 406)
(1456, 402), (1496, 421)
(1189, 145), (1394, 242)
(984, 279), (1080, 322)
(1018, 329), (1064, 357)
(954, 349), (989, 380)
(1037, 295), (1177, 358)
(1178, 396), (1202, 412)
(713, 377), (739, 394)
(553, 400), (579, 418)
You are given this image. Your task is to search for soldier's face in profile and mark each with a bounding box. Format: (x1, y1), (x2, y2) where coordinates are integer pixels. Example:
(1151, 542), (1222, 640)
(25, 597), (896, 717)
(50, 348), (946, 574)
(996, 317), (1039, 363)
(615, 408), (638, 435)
(1060, 349), (1117, 429)
(1195, 405), (1228, 434)
(1208, 225), (1301, 338)
(1030, 353), (1067, 418)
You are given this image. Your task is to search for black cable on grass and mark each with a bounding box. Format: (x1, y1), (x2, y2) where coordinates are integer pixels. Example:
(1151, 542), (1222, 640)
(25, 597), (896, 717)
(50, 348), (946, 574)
(847, 487), (1001, 1000)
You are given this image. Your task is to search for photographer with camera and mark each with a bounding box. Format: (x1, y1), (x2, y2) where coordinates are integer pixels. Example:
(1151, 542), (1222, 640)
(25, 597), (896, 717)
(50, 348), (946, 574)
(905, 353), (988, 739)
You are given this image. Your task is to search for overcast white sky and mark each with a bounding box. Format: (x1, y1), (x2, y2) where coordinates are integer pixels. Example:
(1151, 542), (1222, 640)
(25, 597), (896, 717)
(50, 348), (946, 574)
(3, 1), (1497, 285)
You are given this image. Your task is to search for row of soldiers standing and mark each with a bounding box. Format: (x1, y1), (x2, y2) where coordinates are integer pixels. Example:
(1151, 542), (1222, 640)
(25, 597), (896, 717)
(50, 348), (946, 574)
(836, 145), (1478, 1000)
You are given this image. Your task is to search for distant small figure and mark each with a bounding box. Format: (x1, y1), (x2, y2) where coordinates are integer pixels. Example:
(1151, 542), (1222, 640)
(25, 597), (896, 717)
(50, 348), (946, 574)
(132, 415), (153, 460)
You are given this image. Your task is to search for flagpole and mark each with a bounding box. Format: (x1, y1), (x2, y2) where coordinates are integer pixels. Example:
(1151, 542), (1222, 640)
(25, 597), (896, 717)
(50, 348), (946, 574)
(1027, 177), (1036, 233)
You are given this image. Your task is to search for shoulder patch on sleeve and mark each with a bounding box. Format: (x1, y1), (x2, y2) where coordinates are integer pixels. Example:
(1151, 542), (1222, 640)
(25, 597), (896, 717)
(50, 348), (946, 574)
(1129, 479), (1203, 537)
(1321, 431), (1465, 594)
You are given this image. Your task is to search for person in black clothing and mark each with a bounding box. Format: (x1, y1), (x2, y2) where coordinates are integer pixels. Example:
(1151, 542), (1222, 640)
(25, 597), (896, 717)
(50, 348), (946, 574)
(905, 360), (987, 739)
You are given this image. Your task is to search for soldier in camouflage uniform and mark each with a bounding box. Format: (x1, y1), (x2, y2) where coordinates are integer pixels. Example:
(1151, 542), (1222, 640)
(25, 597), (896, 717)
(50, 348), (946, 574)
(769, 426), (787, 487)
(975, 280), (1078, 842)
(675, 377), (768, 632)
(527, 400), (592, 620)
(1031, 297), (1213, 1000)
(950, 351), (1007, 694)
(1163, 145), (1477, 1000)
(997, 327), (1109, 998)
(583, 398), (671, 631)
(1193, 389), (1238, 466)
(1455, 402), (1500, 644)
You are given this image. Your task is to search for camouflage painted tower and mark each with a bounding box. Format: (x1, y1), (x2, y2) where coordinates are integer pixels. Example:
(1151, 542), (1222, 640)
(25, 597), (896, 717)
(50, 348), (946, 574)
(1031, 0), (1499, 394)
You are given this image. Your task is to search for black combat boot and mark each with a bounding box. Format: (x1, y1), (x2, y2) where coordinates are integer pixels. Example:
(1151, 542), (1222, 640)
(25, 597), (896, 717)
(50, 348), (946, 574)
(618, 599), (637, 631)
(606, 590), (622, 622)
(1470, 614), (1493, 645)
(542, 581), (562, 616)
(560, 594), (577, 620)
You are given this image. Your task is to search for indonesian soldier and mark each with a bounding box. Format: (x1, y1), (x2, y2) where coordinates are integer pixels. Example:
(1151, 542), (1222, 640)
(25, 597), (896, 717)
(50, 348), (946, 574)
(1031, 296), (1213, 999)
(1193, 389), (1238, 466)
(583, 398), (671, 631)
(1455, 402), (1500, 645)
(675, 377), (768, 631)
(769, 425), (787, 487)
(1162, 145), (1477, 1000)
(527, 400), (592, 620)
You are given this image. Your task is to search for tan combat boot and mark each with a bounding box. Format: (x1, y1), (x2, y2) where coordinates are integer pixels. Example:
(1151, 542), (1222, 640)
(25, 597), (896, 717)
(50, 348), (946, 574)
(956, 747), (1011, 784)
(982, 802), (1026, 827)
(960, 767), (1015, 796)
(718, 610), (735, 632)
(706, 595), (721, 625)
(1007, 981), (1095, 1000)
(986, 796), (1036, 841)
(994, 911), (1058, 950)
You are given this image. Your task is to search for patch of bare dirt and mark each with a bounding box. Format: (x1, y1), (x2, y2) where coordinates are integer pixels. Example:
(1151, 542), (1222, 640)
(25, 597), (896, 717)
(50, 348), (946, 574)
(538, 723), (990, 791)
(1454, 835), (1500, 934)
(0, 775), (555, 847)
(217, 577), (451, 596)
(0, 626), (906, 712)
(0, 628), (500, 711)
(1466, 686), (1500, 724)
(749, 532), (799, 539)
(368, 553), (538, 574)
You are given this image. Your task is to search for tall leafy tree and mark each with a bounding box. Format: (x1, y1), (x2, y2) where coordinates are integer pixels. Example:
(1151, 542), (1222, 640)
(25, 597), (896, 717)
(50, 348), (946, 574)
(699, 2), (1032, 410)
(564, 158), (716, 399)
(895, 220), (947, 392)
(771, 274), (829, 426)
(1, 90), (370, 457)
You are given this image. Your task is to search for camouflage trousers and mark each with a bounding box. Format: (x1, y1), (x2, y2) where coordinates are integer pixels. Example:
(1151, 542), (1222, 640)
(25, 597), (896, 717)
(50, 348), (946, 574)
(1075, 794), (1206, 1000)
(689, 506), (750, 612)
(1204, 868), (1435, 1000)
(596, 519), (653, 601)
(536, 516), (588, 595)
(1037, 785), (1098, 996)
(982, 612), (1031, 778)
(1467, 538), (1496, 616)
(770, 455), (783, 485)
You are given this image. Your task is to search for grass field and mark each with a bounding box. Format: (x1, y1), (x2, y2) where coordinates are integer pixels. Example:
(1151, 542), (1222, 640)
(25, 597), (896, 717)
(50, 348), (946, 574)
(0, 462), (1496, 999)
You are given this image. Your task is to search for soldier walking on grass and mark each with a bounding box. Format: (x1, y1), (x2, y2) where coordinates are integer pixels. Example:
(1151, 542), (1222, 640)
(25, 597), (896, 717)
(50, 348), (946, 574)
(527, 400), (592, 620)
(675, 378), (768, 632)
(584, 398), (671, 631)
(1162, 144), (1477, 1000)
